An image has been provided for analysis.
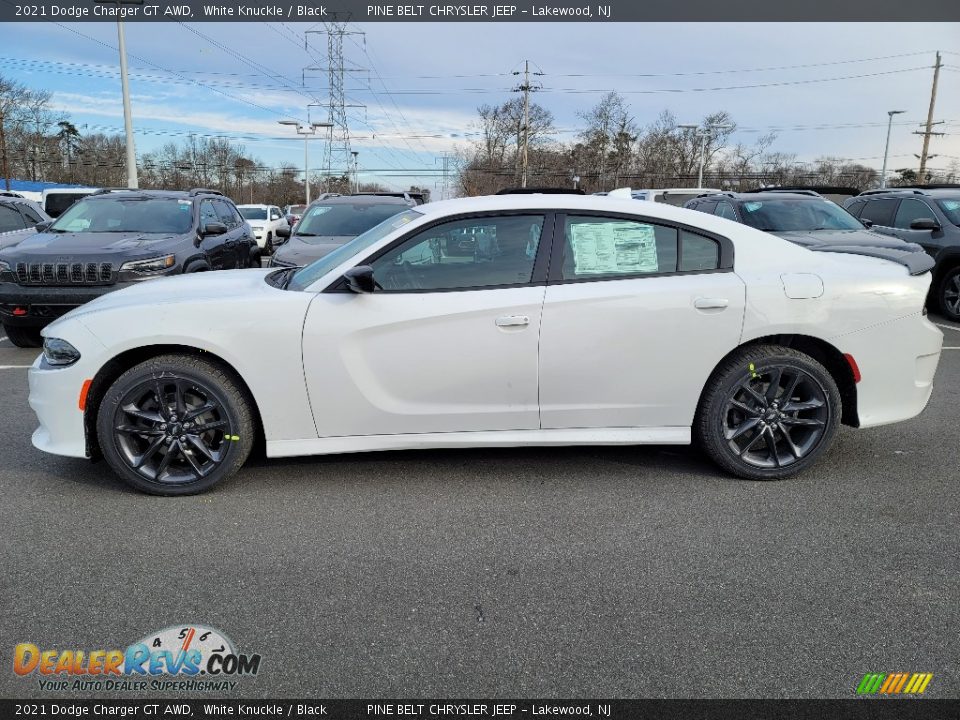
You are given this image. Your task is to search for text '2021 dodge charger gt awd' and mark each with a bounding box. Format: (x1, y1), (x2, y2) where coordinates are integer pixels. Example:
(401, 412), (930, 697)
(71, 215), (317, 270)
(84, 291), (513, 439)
(27, 194), (942, 494)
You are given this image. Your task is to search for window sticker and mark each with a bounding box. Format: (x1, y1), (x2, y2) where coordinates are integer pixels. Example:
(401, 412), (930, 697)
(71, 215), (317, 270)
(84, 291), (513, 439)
(943, 200), (960, 211)
(570, 221), (658, 275)
(744, 202), (763, 212)
(392, 214), (412, 228)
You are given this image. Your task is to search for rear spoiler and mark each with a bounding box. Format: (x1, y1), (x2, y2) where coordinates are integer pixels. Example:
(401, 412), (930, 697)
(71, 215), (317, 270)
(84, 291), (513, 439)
(811, 245), (935, 276)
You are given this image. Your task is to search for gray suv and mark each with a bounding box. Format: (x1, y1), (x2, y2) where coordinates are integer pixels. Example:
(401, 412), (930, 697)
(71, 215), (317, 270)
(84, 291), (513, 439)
(844, 186), (960, 320)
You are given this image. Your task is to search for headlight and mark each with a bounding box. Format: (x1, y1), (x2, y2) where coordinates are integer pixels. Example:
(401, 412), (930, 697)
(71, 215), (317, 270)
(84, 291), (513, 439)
(119, 255), (176, 274)
(43, 337), (81, 367)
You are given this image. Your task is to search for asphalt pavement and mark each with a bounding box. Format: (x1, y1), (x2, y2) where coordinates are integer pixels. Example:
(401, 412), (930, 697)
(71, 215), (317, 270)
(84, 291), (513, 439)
(0, 318), (958, 699)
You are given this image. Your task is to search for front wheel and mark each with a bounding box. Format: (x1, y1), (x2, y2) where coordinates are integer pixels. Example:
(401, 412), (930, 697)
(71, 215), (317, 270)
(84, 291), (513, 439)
(3, 323), (43, 348)
(695, 346), (840, 481)
(937, 266), (960, 322)
(96, 354), (255, 495)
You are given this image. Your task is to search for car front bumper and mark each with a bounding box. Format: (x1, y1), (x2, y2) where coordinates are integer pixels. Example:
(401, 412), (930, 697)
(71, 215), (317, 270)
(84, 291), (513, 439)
(0, 281), (144, 327)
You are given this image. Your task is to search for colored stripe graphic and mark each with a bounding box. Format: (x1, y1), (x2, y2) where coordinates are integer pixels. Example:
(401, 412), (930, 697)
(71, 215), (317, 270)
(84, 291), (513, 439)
(857, 672), (932, 695)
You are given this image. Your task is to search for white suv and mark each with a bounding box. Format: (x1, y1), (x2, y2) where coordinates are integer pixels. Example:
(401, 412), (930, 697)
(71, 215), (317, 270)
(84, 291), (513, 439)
(237, 204), (289, 254)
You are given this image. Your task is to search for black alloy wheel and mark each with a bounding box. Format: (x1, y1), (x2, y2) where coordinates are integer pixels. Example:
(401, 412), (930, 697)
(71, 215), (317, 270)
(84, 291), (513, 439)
(696, 346), (840, 480)
(939, 267), (960, 322)
(97, 354), (254, 495)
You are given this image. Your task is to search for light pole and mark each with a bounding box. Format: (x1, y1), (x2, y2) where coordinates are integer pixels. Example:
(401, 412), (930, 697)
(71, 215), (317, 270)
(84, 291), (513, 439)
(351, 151), (359, 193)
(278, 120), (332, 206)
(678, 122), (733, 189)
(880, 110), (906, 189)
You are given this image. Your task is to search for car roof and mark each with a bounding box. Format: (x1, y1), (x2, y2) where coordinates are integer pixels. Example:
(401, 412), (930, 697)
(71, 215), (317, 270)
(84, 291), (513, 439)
(693, 192), (827, 202)
(309, 194), (412, 207)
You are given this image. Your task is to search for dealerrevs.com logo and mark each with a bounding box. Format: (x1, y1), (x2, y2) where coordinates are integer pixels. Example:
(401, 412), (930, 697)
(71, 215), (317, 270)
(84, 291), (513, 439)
(13, 624), (262, 692)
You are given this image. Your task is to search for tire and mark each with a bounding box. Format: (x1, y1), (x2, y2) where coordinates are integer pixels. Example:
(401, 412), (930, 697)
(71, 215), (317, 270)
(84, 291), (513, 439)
(96, 354), (255, 495)
(937, 266), (960, 322)
(3, 323), (43, 348)
(264, 233), (274, 256)
(695, 345), (841, 481)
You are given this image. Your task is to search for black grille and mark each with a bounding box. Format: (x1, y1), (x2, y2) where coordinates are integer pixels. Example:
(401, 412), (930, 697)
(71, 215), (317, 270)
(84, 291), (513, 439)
(15, 262), (114, 286)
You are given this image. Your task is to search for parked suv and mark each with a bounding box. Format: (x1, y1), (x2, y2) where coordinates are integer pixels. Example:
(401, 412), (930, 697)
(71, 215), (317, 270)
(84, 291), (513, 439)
(683, 190), (929, 271)
(237, 204), (288, 255)
(0, 195), (50, 251)
(0, 188), (255, 346)
(843, 186), (960, 320)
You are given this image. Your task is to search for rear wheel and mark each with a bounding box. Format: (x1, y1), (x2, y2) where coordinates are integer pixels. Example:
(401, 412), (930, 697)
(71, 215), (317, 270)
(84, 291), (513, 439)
(695, 346), (840, 480)
(3, 323), (43, 348)
(264, 232), (274, 256)
(937, 266), (960, 322)
(96, 354), (254, 495)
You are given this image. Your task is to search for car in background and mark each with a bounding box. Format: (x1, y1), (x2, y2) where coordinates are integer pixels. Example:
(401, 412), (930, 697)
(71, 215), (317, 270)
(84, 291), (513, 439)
(683, 190), (930, 272)
(237, 204), (288, 255)
(753, 185), (860, 206)
(0, 188), (255, 347)
(0, 196), (51, 251)
(353, 190), (429, 205)
(41, 187), (99, 219)
(843, 186), (960, 320)
(595, 188), (724, 206)
(283, 204), (308, 228)
(29, 193), (941, 494)
(270, 194), (414, 268)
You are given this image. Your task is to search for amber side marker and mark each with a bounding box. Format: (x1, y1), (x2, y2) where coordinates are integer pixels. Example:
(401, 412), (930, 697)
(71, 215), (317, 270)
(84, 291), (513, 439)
(78, 379), (93, 411)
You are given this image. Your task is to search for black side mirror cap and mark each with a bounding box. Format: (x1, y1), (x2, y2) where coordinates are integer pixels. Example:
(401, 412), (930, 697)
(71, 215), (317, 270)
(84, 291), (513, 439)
(910, 217), (940, 231)
(201, 221), (228, 237)
(276, 225), (291, 238)
(343, 265), (377, 294)
(861, 219), (874, 229)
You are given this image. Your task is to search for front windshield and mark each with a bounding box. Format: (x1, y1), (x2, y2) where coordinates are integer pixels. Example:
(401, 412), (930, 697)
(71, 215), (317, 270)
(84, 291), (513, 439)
(287, 205), (306, 215)
(738, 198), (863, 232)
(294, 202), (410, 242)
(239, 207), (268, 221)
(288, 209), (423, 292)
(51, 197), (194, 234)
(936, 198), (960, 227)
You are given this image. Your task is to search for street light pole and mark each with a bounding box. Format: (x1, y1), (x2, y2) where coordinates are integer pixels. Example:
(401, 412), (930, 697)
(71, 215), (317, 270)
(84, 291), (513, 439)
(279, 120), (332, 206)
(351, 151), (359, 193)
(116, 21), (137, 188)
(679, 122), (733, 189)
(880, 110), (906, 189)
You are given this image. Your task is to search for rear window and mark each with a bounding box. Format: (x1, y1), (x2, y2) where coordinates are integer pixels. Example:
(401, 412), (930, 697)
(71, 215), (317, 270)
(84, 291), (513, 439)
(239, 207), (268, 221)
(294, 203), (407, 242)
(44, 192), (92, 218)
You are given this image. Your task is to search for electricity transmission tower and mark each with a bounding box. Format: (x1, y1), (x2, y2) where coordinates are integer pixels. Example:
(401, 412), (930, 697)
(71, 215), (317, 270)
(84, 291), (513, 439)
(304, 23), (366, 189)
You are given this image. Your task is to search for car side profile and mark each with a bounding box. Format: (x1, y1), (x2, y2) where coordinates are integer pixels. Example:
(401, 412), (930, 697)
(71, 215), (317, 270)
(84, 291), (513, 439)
(28, 194), (941, 495)
(843, 186), (960, 320)
(0, 188), (255, 347)
(0, 195), (50, 251)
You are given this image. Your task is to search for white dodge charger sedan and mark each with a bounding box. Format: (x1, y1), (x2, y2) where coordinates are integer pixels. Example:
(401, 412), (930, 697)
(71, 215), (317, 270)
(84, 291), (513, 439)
(28, 193), (942, 495)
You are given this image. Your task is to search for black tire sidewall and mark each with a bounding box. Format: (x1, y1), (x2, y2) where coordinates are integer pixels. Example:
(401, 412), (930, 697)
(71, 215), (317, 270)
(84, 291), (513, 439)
(696, 348), (841, 481)
(3, 323), (43, 348)
(96, 358), (253, 495)
(938, 267), (960, 321)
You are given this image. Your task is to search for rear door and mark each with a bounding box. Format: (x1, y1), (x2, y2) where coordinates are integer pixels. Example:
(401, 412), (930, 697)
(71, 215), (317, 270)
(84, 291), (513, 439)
(198, 199), (230, 269)
(890, 197), (947, 255)
(538, 212), (746, 430)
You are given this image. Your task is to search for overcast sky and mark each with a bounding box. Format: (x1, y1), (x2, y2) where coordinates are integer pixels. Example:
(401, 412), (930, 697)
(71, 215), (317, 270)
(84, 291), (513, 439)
(1, 21), (958, 192)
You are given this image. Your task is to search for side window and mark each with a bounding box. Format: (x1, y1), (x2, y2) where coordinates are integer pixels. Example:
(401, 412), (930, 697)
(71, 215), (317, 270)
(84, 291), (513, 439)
(0, 204), (25, 232)
(680, 231), (720, 272)
(561, 215), (677, 281)
(859, 199), (898, 227)
(691, 201), (717, 214)
(715, 202), (738, 221)
(17, 203), (43, 225)
(199, 200), (220, 230)
(845, 200), (865, 218)
(370, 214), (544, 292)
(270, 207), (282, 221)
(894, 199), (936, 229)
(214, 200), (237, 228)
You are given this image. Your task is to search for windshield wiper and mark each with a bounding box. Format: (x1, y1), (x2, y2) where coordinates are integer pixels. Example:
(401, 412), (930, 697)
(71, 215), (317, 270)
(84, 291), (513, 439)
(293, 232), (320, 237)
(278, 267), (299, 289)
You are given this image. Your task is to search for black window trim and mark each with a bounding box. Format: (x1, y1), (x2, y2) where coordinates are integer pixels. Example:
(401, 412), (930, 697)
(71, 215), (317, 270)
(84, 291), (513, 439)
(714, 201), (739, 222)
(323, 209), (558, 294)
(546, 209), (734, 286)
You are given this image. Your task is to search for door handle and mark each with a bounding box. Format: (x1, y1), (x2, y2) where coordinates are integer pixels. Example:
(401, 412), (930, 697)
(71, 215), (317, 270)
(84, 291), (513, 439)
(694, 297), (729, 309)
(495, 315), (530, 327)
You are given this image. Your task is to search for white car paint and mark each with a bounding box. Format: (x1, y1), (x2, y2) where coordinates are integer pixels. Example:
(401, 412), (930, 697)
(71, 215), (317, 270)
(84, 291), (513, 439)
(28, 194), (942, 468)
(237, 204), (288, 249)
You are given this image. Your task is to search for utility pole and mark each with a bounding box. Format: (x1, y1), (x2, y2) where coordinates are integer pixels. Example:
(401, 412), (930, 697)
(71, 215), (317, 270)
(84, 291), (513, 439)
(880, 110), (906, 189)
(915, 51), (943, 181)
(512, 60), (544, 188)
(0, 109), (9, 191)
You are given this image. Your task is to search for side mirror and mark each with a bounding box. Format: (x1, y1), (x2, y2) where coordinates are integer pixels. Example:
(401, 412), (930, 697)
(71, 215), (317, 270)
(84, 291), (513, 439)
(860, 219), (874, 229)
(35, 220), (52, 232)
(201, 221), (227, 237)
(276, 225), (291, 238)
(910, 217), (940, 231)
(343, 265), (377, 294)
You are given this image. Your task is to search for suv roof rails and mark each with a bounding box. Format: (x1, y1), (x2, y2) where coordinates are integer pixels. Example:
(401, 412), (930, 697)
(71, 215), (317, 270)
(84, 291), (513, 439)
(857, 188), (927, 197)
(495, 187), (585, 195)
(896, 183), (960, 190)
(188, 188), (224, 197)
(0, 190), (24, 198)
(694, 191), (735, 199)
(90, 187), (136, 196)
(753, 185), (859, 196)
(755, 188), (823, 197)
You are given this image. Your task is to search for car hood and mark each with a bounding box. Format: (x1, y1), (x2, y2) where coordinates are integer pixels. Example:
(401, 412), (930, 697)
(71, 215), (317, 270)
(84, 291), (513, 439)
(0, 227), (38, 251)
(772, 229), (922, 251)
(273, 236), (350, 265)
(0, 231), (183, 257)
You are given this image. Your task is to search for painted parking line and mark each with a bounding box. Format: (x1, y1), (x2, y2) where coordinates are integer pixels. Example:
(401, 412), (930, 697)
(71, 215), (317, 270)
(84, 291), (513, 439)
(0, 365), (31, 370)
(934, 323), (960, 333)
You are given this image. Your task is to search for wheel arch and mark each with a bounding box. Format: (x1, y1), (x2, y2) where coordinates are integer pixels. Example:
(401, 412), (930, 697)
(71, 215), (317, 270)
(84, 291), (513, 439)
(700, 334), (859, 428)
(932, 249), (960, 288)
(83, 344), (265, 460)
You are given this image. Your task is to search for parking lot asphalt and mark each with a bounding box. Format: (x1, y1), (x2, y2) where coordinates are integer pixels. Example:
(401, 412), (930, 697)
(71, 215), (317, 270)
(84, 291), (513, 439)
(1, 318), (958, 700)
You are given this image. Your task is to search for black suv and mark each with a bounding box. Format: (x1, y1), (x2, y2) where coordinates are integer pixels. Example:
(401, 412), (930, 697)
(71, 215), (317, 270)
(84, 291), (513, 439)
(0, 188), (256, 347)
(843, 186), (960, 320)
(684, 190), (931, 271)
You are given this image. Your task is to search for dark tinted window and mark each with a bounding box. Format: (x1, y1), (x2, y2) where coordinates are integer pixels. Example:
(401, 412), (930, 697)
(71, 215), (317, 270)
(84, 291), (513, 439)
(936, 198), (960, 227)
(199, 200), (220, 229)
(296, 202), (407, 242)
(845, 200), (865, 218)
(680, 231), (720, 271)
(44, 192), (90, 218)
(214, 200), (238, 228)
(690, 201), (717, 214)
(52, 197), (194, 234)
(715, 202), (737, 220)
(894, 199), (937, 229)
(17, 203), (43, 225)
(0, 204), (25, 232)
(738, 198), (862, 231)
(560, 216), (677, 280)
(371, 214), (543, 291)
(858, 198), (898, 227)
